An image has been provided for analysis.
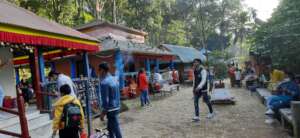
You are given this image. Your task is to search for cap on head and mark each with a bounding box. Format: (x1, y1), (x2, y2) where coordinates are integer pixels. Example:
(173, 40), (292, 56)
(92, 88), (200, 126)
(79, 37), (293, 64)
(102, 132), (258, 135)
(98, 62), (110, 72)
(193, 58), (202, 64)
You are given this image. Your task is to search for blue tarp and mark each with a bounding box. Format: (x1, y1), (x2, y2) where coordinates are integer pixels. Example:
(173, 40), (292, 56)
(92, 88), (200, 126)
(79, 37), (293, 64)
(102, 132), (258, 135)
(162, 44), (206, 63)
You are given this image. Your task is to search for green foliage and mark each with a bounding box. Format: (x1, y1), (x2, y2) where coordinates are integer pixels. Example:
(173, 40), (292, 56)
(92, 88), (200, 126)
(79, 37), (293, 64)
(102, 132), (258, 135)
(165, 20), (188, 45)
(12, 0), (253, 52)
(251, 0), (300, 73)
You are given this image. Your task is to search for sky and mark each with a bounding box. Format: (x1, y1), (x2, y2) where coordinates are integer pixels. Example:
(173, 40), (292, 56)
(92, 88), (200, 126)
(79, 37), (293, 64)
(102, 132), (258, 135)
(244, 0), (280, 21)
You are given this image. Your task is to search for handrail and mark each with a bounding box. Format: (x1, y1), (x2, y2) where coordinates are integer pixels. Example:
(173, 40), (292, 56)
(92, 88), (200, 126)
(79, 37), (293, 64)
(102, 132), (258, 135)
(0, 88), (30, 138)
(0, 107), (19, 115)
(0, 130), (22, 137)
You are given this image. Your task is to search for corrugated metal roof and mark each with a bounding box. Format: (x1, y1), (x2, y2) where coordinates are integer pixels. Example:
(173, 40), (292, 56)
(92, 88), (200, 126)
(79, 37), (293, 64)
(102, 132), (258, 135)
(161, 44), (206, 63)
(0, 0), (98, 42)
(100, 37), (173, 56)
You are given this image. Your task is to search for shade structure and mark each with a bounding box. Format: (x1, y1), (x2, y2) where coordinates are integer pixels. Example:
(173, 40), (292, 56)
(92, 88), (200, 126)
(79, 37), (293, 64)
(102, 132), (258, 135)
(161, 44), (206, 63)
(0, 0), (99, 51)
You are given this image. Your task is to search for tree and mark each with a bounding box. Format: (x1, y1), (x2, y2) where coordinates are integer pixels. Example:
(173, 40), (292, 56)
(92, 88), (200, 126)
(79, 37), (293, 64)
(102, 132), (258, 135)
(252, 0), (300, 72)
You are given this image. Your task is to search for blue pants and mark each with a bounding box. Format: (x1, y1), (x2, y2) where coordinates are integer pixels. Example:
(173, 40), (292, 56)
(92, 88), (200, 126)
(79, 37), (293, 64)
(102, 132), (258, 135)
(140, 89), (150, 106)
(266, 95), (291, 112)
(194, 91), (213, 117)
(107, 110), (122, 138)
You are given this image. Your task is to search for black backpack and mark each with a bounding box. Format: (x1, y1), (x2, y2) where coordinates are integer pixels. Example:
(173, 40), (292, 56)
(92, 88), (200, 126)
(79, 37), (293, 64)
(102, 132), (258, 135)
(61, 99), (82, 129)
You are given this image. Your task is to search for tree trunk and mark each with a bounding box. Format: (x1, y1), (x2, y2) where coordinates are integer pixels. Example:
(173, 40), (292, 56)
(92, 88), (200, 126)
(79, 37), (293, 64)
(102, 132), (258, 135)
(112, 0), (117, 23)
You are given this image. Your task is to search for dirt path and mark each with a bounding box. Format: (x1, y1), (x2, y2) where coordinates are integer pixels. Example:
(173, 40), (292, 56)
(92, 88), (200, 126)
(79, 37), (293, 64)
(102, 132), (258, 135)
(94, 86), (290, 138)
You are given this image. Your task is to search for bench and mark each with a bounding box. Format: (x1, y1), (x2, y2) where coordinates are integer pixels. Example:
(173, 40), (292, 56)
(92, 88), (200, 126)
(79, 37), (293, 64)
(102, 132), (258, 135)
(256, 88), (272, 105)
(159, 84), (180, 96)
(279, 108), (293, 130)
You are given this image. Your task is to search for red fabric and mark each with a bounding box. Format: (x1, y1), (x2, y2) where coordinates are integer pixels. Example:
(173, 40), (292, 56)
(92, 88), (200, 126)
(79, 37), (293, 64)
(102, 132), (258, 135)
(0, 31), (99, 51)
(138, 73), (148, 90)
(80, 130), (87, 138)
(228, 67), (235, 77)
(3, 96), (15, 108)
(188, 69), (194, 81)
(172, 70), (179, 82)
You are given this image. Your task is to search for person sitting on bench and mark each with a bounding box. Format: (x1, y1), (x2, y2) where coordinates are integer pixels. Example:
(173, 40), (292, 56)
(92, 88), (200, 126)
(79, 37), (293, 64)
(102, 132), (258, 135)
(265, 71), (300, 124)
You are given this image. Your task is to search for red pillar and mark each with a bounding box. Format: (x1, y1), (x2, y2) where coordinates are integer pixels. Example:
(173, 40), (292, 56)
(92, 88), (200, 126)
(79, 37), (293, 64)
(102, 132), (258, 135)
(30, 48), (42, 110)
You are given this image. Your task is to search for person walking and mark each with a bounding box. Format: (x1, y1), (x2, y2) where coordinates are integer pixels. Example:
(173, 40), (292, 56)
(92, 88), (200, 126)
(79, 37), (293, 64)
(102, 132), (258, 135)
(48, 71), (77, 97)
(138, 68), (150, 107)
(192, 59), (214, 122)
(52, 84), (84, 138)
(98, 62), (122, 138)
(234, 68), (241, 87)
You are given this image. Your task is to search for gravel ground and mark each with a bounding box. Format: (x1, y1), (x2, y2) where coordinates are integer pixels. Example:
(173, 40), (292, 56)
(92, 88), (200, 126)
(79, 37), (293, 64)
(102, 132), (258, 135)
(93, 86), (290, 138)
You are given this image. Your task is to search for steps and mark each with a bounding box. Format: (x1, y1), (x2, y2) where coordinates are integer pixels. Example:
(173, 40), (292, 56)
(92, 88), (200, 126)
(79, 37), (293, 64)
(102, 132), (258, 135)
(0, 110), (52, 138)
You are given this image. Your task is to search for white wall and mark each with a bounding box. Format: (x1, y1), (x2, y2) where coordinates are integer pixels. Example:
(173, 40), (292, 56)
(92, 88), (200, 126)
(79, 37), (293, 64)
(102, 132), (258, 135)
(0, 47), (16, 97)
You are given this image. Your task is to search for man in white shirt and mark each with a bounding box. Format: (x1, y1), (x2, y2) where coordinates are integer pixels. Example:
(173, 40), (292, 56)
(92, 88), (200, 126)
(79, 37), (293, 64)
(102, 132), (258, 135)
(48, 71), (77, 97)
(234, 69), (241, 87)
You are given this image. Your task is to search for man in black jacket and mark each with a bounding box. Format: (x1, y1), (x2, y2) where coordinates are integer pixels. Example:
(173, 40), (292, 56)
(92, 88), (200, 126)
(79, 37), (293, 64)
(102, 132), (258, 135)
(192, 59), (214, 122)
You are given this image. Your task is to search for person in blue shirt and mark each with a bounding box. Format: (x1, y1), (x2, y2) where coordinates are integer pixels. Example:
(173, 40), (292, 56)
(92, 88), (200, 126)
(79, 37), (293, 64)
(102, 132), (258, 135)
(98, 62), (122, 138)
(265, 71), (300, 124)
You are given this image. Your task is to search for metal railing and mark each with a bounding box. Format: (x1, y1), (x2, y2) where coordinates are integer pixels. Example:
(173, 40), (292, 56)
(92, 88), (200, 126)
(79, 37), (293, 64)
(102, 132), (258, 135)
(0, 88), (30, 138)
(41, 78), (101, 135)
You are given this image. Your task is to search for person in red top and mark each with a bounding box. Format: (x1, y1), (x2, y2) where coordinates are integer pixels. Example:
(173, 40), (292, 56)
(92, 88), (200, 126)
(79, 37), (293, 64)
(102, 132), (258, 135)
(138, 68), (150, 107)
(172, 68), (179, 84)
(228, 64), (236, 87)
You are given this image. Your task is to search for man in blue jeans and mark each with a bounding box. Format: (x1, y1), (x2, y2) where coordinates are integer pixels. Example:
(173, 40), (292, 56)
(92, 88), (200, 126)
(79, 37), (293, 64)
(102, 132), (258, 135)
(98, 62), (122, 138)
(192, 59), (214, 122)
(265, 71), (300, 124)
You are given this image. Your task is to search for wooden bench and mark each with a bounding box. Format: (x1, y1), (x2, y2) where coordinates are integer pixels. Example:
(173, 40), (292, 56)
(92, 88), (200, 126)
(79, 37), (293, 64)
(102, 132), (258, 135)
(256, 88), (272, 105)
(279, 108), (293, 130)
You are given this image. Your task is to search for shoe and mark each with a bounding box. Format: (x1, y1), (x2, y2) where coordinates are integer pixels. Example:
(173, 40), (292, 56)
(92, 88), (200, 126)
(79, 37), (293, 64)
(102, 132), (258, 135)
(206, 112), (215, 119)
(192, 116), (200, 122)
(265, 118), (274, 124)
(265, 109), (274, 115)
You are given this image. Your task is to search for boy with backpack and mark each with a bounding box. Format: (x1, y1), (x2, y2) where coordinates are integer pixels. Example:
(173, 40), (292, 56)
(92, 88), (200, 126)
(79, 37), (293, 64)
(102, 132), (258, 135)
(52, 84), (84, 138)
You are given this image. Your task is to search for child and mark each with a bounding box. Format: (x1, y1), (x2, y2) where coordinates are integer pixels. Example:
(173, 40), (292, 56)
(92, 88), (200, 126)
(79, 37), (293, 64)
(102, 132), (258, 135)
(52, 84), (84, 138)
(234, 69), (241, 87)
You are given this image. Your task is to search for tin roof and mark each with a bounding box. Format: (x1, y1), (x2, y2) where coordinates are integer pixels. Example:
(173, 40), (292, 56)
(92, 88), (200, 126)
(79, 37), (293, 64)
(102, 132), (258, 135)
(161, 44), (206, 63)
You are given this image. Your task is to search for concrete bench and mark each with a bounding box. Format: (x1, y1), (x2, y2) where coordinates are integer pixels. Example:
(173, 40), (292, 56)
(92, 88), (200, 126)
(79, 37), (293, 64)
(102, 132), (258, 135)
(279, 108), (293, 127)
(256, 88), (272, 105)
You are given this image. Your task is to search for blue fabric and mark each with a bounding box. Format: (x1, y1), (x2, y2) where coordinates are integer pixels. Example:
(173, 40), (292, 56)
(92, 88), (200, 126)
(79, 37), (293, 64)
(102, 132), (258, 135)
(100, 74), (120, 112)
(140, 89), (150, 106)
(277, 80), (300, 100)
(107, 110), (122, 138)
(70, 59), (76, 79)
(0, 85), (4, 107)
(115, 51), (124, 90)
(266, 80), (300, 111)
(267, 95), (292, 111)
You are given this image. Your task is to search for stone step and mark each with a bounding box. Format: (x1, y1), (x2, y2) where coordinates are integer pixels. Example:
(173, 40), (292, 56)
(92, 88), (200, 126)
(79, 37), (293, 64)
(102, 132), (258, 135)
(29, 120), (52, 138)
(0, 112), (52, 138)
(0, 111), (40, 129)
